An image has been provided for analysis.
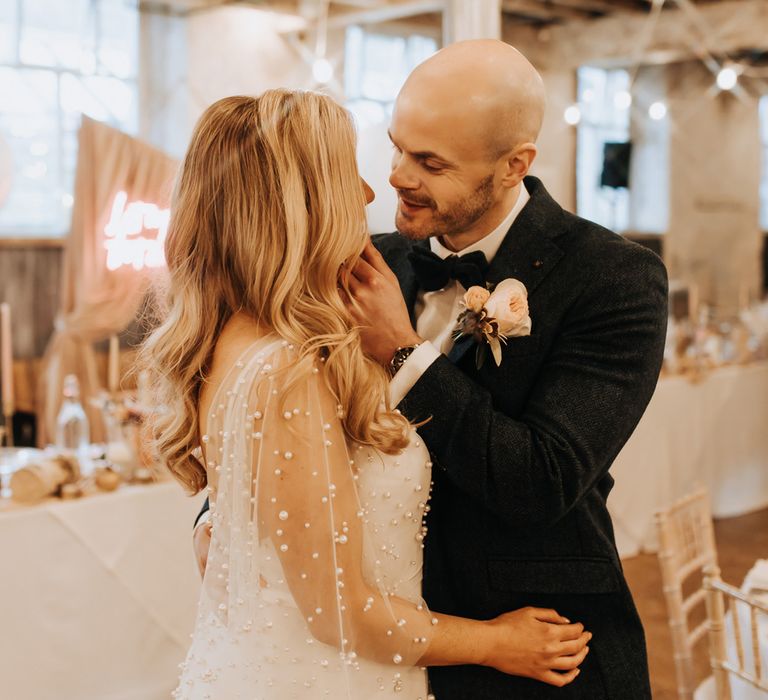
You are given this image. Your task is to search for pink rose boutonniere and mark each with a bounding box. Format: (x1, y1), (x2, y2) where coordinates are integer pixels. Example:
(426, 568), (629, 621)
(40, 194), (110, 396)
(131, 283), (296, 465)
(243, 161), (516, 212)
(452, 279), (532, 368)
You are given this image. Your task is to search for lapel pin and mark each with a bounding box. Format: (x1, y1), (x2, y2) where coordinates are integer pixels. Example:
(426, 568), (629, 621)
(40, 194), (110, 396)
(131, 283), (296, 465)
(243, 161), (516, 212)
(532, 260), (544, 269)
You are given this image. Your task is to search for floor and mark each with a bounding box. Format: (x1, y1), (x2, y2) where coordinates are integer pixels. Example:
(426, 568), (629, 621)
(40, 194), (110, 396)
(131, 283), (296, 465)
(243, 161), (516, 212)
(622, 507), (768, 700)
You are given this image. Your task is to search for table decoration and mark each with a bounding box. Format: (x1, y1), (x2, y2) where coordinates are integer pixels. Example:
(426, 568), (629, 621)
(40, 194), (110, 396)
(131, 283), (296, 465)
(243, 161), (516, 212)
(9, 454), (80, 504)
(662, 298), (768, 382)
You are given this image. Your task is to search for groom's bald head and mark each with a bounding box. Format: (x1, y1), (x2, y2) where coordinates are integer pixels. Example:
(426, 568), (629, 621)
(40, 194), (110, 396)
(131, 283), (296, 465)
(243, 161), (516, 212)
(388, 40), (545, 246)
(396, 39), (546, 158)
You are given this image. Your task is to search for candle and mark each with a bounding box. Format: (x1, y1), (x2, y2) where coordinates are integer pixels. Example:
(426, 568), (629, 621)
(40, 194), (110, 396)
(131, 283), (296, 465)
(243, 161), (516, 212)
(688, 283), (699, 320)
(108, 334), (120, 394)
(0, 303), (13, 414)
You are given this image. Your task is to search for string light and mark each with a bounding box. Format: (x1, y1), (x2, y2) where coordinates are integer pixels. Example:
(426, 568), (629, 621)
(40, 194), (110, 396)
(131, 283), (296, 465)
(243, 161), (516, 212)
(564, 104), (581, 126)
(716, 65), (738, 91)
(649, 101), (667, 121)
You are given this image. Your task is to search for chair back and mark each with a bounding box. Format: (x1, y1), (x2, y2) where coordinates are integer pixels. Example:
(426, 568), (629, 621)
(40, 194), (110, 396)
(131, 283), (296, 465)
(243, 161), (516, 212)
(703, 564), (768, 700)
(655, 489), (718, 699)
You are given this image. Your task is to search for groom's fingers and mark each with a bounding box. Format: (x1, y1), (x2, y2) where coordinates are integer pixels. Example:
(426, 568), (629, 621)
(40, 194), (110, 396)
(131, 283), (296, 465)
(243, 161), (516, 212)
(361, 239), (395, 279)
(555, 632), (592, 656)
(540, 668), (580, 687)
(550, 644), (590, 671)
(555, 622), (586, 640)
(531, 608), (572, 625)
(349, 255), (378, 285)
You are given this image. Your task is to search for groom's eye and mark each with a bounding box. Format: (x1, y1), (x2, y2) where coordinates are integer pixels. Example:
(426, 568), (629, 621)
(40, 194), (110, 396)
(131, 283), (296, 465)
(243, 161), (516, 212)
(422, 161), (443, 173)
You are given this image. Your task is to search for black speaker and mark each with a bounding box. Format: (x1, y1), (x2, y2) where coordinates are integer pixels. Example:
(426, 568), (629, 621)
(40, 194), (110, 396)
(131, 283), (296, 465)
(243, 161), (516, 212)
(601, 141), (632, 189)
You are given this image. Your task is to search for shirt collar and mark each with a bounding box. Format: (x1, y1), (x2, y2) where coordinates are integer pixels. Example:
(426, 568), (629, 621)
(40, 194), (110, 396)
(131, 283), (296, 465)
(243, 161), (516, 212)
(430, 181), (530, 262)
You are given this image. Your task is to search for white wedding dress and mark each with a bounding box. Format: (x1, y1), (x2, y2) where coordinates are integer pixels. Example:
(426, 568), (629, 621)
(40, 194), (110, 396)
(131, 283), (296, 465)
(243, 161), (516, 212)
(174, 335), (435, 699)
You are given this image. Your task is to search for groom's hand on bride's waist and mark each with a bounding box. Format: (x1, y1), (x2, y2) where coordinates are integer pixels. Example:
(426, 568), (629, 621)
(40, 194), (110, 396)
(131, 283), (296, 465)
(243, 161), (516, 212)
(193, 515), (212, 579)
(342, 240), (422, 366)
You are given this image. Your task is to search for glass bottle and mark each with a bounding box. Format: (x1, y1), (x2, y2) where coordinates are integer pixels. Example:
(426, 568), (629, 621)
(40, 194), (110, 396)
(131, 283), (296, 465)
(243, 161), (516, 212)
(55, 374), (91, 472)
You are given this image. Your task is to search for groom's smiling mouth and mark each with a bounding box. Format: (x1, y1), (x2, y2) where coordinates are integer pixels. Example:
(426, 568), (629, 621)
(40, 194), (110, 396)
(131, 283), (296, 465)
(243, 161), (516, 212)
(398, 195), (432, 215)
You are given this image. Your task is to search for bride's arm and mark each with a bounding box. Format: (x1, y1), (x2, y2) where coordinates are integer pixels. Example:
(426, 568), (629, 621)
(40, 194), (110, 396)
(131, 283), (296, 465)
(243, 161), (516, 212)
(252, 359), (590, 685)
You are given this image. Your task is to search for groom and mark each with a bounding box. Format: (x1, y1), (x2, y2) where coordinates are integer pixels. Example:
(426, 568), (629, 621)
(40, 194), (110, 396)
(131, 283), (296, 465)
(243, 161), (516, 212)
(344, 40), (666, 699)
(195, 40), (666, 698)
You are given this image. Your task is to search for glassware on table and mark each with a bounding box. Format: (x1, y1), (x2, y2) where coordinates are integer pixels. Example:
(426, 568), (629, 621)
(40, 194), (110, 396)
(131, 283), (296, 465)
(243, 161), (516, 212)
(55, 374), (92, 474)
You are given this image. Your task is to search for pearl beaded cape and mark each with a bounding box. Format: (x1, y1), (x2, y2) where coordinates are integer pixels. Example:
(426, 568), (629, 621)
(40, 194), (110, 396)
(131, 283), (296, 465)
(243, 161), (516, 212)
(175, 336), (435, 699)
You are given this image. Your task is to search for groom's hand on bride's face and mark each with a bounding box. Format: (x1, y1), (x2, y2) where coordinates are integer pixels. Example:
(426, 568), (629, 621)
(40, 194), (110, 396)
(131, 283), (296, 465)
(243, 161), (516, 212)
(342, 240), (422, 366)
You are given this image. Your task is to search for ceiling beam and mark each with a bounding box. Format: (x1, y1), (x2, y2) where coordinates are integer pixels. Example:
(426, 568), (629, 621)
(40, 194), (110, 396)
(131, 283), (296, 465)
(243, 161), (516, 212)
(330, 0), (382, 7)
(545, 0), (641, 13)
(502, 0), (591, 22)
(325, 0), (444, 28)
(523, 0), (768, 69)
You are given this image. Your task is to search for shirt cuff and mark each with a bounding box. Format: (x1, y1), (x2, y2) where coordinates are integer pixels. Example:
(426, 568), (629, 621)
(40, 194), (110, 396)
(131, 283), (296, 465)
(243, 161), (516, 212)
(388, 341), (441, 408)
(194, 508), (211, 531)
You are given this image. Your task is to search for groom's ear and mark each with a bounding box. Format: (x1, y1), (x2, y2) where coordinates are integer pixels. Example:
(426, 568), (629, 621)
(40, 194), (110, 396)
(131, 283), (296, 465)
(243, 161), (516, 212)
(499, 143), (537, 189)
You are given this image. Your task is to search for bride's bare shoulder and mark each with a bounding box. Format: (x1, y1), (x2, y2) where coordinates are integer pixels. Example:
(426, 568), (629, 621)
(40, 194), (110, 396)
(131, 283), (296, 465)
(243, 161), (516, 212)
(200, 313), (271, 409)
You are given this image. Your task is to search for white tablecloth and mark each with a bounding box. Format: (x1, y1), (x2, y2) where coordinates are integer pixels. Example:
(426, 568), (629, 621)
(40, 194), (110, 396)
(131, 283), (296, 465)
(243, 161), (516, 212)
(0, 482), (204, 700)
(609, 363), (768, 558)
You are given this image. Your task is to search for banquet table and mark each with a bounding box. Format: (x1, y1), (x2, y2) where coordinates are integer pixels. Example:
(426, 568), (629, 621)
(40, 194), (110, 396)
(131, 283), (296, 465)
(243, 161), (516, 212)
(0, 481), (204, 700)
(608, 362), (768, 559)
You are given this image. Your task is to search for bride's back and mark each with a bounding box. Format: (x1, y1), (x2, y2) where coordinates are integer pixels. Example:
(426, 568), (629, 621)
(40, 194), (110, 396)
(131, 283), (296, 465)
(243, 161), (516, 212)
(178, 322), (432, 699)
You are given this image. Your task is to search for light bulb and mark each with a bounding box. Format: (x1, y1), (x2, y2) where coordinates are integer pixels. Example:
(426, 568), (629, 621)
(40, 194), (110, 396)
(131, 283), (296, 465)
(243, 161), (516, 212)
(716, 66), (738, 91)
(564, 105), (581, 126)
(312, 58), (333, 84)
(649, 101), (667, 120)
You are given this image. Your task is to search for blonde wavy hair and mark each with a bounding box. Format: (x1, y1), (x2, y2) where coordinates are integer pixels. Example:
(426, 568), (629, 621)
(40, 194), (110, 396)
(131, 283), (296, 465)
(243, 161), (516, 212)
(140, 91), (411, 494)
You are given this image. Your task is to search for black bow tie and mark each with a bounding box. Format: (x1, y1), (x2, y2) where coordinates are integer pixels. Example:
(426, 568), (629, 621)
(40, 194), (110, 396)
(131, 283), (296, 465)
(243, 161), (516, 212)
(408, 246), (490, 292)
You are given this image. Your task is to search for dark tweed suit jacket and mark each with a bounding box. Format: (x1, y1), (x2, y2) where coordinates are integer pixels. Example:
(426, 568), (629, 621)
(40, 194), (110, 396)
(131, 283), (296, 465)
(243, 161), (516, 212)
(195, 176), (667, 698)
(374, 176), (667, 699)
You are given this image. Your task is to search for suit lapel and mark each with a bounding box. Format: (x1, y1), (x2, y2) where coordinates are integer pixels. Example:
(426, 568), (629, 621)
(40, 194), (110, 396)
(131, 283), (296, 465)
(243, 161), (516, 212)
(448, 177), (567, 366)
(387, 238), (427, 327)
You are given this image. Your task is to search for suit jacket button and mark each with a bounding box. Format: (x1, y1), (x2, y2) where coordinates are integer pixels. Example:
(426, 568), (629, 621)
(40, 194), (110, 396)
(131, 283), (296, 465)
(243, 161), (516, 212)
(532, 259), (544, 269)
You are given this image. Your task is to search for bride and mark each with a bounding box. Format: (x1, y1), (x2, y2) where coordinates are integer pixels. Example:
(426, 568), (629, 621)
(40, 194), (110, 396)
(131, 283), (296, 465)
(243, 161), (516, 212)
(141, 91), (590, 699)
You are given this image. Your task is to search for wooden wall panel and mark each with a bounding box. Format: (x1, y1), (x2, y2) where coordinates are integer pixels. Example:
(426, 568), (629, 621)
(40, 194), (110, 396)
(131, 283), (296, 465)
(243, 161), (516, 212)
(0, 242), (63, 360)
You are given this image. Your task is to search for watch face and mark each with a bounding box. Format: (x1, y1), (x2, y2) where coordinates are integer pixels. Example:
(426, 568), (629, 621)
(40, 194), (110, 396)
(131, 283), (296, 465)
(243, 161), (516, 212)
(390, 345), (417, 375)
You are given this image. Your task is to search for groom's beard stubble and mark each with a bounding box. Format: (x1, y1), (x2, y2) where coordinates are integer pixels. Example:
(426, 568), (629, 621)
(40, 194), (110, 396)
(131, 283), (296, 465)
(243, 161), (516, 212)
(395, 173), (495, 242)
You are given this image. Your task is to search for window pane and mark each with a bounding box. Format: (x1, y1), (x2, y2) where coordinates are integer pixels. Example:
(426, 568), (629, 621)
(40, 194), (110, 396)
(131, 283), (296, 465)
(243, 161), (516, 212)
(360, 34), (407, 101)
(0, 0), (139, 238)
(19, 0), (95, 72)
(576, 66), (631, 232)
(60, 73), (137, 133)
(0, 0), (17, 63)
(344, 27), (436, 108)
(0, 67), (64, 235)
(97, 0), (138, 78)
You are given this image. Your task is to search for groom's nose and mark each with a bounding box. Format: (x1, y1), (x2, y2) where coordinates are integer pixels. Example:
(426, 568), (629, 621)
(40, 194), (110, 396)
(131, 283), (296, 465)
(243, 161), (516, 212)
(389, 152), (419, 192)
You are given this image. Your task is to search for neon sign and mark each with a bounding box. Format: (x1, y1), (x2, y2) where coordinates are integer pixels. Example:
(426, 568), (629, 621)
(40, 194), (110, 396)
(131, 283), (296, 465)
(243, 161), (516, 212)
(103, 190), (170, 271)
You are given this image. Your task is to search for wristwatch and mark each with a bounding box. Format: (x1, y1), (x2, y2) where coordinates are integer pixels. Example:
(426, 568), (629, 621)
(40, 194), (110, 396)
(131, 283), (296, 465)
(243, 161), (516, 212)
(388, 343), (421, 377)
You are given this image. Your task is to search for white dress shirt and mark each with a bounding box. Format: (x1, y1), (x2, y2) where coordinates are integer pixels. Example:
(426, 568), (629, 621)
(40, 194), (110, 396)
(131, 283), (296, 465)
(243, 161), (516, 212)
(389, 182), (530, 407)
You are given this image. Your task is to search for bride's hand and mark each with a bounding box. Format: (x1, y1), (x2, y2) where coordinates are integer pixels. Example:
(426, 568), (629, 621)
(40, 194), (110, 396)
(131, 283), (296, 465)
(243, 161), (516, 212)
(483, 607), (591, 686)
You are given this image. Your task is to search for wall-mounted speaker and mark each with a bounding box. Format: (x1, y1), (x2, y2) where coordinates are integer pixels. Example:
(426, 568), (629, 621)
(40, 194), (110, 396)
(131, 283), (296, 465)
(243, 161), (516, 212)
(601, 141), (632, 189)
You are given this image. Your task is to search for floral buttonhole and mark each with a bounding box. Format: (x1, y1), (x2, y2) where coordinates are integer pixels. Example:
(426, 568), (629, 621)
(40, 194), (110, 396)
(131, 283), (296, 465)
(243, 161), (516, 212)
(451, 279), (532, 369)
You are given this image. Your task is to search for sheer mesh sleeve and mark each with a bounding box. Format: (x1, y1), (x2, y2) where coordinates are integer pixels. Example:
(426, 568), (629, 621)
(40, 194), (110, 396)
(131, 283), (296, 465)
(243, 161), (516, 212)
(201, 338), (435, 677)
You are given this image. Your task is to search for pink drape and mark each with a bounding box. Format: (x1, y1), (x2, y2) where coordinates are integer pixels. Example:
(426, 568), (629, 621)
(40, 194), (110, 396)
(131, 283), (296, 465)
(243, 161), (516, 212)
(38, 117), (177, 445)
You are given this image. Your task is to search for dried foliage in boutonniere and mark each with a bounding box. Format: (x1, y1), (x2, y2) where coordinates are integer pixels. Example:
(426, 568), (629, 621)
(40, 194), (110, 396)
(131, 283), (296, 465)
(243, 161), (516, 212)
(452, 279), (532, 368)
